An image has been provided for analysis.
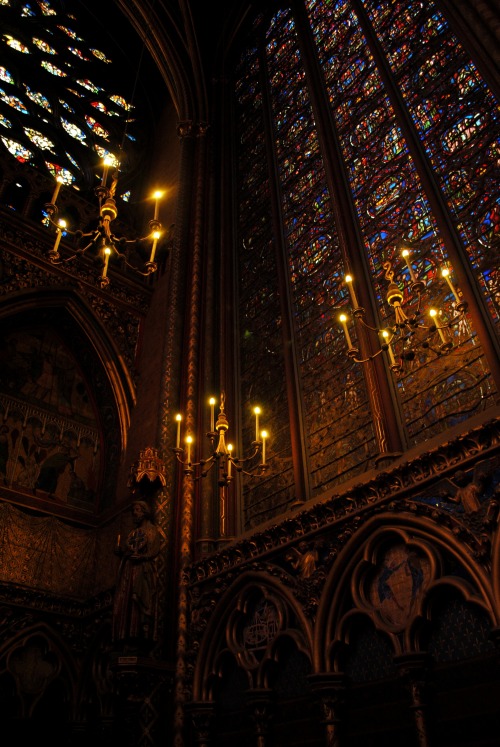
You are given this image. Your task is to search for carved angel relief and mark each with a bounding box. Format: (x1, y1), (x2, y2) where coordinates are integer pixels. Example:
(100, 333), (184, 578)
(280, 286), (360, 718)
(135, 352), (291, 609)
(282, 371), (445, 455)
(438, 459), (493, 514)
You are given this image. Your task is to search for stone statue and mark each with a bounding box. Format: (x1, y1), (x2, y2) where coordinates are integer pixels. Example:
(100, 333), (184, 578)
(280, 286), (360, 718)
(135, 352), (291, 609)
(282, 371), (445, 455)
(112, 499), (161, 652)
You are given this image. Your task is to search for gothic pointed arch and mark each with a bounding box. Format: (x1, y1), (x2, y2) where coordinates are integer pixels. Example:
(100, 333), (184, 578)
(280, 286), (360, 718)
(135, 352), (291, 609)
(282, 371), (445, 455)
(0, 287), (135, 513)
(0, 622), (79, 721)
(190, 570), (314, 703)
(315, 513), (498, 675)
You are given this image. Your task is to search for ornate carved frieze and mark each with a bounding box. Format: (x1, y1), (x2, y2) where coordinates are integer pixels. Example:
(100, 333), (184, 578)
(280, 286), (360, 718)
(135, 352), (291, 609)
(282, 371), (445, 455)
(187, 414), (500, 587)
(0, 586), (112, 645)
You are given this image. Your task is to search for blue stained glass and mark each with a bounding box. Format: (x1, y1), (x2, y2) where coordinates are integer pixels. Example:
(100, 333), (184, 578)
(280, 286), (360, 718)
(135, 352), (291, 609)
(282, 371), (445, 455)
(234, 0), (499, 519)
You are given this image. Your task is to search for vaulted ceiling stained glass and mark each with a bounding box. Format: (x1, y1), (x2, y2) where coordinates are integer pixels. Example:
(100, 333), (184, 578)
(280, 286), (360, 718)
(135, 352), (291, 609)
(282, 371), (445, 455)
(0, 0), (151, 198)
(233, 0), (500, 527)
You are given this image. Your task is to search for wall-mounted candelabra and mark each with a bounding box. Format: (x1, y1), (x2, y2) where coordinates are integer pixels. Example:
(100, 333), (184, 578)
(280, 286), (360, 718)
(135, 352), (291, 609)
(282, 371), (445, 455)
(173, 392), (269, 486)
(339, 247), (468, 375)
(43, 157), (164, 288)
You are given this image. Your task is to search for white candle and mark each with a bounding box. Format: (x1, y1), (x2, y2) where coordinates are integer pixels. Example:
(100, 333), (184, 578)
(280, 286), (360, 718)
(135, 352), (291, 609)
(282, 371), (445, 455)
(152, 190), (163, 221)
(102, 247), (111, 278)
(339, 314), (353, 349)
(345, 274), (359, 310)
(254, 406), (261, 442)
(441, 267), (461, 304)
(175, 414), (182, 448)
(209, 397), (216, 431)
(381, 330), (396, 366)
(227, 444), (233, 477)
(52, 227), (63, 254)
(51, 177), (63, 205)
(186, 435), (192, 463)
(429, 308), (447, 343)
(261, 430), (268, 465)
(149, 232), (160, 263)
(401, 249), (417, 283)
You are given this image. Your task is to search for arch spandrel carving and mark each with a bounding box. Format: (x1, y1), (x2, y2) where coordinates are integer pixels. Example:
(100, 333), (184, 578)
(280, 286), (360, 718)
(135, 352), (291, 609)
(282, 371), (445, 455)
(316, 518), (497, 672)
(190, 574), (314, 702)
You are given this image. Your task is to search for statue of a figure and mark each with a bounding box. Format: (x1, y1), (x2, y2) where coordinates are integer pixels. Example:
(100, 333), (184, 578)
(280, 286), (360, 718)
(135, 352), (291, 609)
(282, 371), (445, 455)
(112, 499), (161, 651)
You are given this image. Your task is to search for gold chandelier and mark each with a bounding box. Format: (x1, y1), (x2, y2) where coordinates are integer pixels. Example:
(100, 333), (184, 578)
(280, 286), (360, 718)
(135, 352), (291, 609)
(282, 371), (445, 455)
(44, 157), (164, 288)
(173, 392), (269, 485)
(339, 246), (468, 375)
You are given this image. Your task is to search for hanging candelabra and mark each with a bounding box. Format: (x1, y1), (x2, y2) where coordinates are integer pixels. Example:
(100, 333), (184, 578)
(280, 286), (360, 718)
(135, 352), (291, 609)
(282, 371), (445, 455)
(43, 156), (164, 288)
(339, 246), (468, 375)
(173, 392), (269, 486)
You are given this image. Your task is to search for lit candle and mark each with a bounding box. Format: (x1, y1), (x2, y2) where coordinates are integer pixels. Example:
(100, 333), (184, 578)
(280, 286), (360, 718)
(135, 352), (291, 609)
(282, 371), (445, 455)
(401, 248), (417, 283)
(209, 397), (216, 431)
(339, 313), (354, 349)
(261, 430), (268, 465)
(152, 190), (164, 221)
(227, 444), (233, 477)
(381, 329), (396, 366)
(102, 246), (111, 278)
(116, 534), (121, 547)
(254, 406), (261, 442)
(101, 156), (113, 188)
(186, 435), (192, 464)
(429, 308), (447, 343)
(175, 413), (182, 449)
(149, 231), (161, 263)
(441, 267), (461, 304)
(345, 274), (359, 310)
(50, 177), (63, 205)
(52, 223), (64, 254)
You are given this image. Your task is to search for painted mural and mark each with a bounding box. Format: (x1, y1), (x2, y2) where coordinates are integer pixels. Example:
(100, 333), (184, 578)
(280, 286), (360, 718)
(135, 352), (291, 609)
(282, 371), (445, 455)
(0, 327), (101, 510)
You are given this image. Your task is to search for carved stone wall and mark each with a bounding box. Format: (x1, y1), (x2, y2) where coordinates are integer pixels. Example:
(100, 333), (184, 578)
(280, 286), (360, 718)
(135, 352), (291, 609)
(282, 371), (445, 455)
(182, 413), (500, 746)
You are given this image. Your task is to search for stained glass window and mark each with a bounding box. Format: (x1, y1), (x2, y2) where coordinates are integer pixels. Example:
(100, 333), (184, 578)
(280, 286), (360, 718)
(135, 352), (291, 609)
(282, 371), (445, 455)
(0, 0), (157, 203)
(234, 0), (500, 525)
(235, 38), (294, 528)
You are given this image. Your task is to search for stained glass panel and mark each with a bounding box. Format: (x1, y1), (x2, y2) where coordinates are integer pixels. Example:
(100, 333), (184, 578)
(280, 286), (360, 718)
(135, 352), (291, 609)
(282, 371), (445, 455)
(235, 41), (294, 529)
(234, 1), (499, 519)
(306, 0), (496, 443)
(363, 0), (500, 329)
(266, 9), (376, 492)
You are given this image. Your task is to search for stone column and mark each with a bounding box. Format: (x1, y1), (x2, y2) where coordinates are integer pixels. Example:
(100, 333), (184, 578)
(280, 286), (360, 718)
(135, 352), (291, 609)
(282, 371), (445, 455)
(308, 673), (347, 747)
(246, 688), (274, 747)
(394, 653), (433, 747)
(187, 701), (216, 747)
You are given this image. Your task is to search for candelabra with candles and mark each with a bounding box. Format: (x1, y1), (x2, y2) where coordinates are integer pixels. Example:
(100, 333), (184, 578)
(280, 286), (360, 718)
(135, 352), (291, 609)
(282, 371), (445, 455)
(339, 247), (468, 375)
(43, 156), (164, 288)
(173, 393), (269, 486)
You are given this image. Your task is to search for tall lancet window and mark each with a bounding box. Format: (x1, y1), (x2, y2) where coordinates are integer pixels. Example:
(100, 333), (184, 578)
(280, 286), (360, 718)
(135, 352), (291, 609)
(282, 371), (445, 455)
(234, 1), (499, 529)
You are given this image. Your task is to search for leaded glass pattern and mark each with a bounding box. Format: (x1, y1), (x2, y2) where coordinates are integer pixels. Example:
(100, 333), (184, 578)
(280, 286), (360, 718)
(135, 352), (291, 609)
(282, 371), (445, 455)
(305, 0), (496, 442)
(235, 42), (295, 529)
(363, 0), (500, 331)
(234, 0), (499, 522)
(0, 0), (143, 199)
(265, 10), (377, 491)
